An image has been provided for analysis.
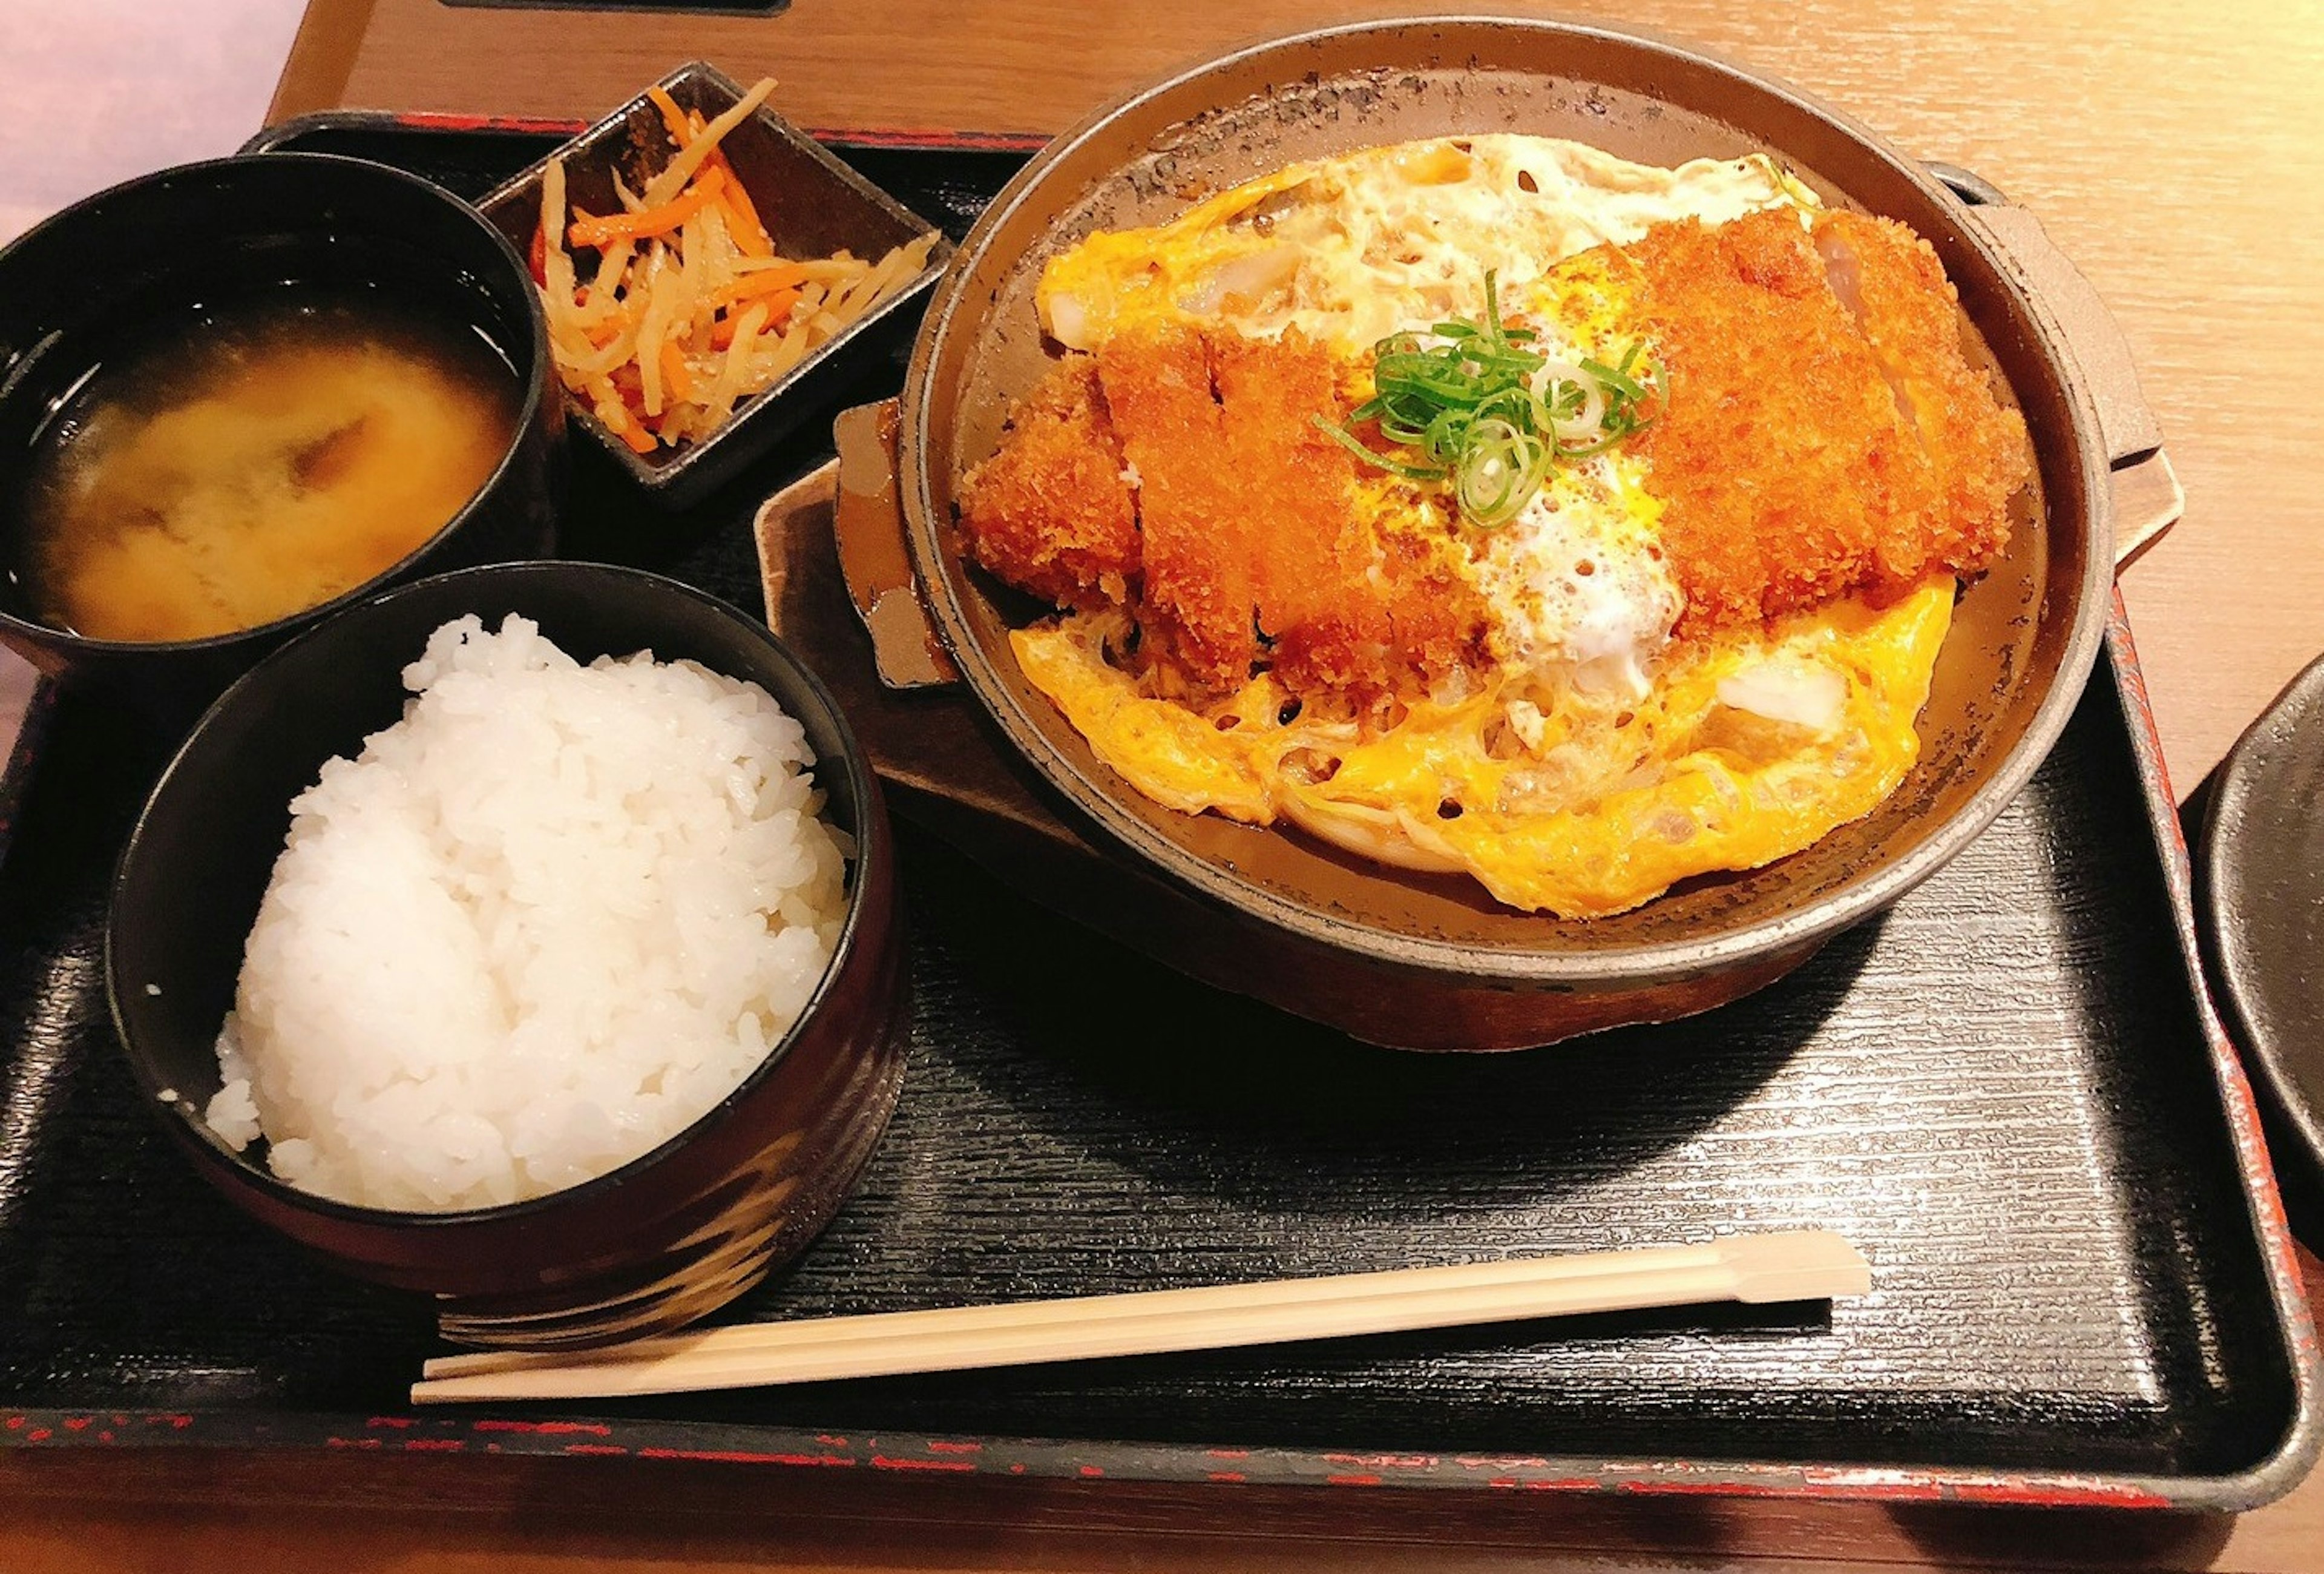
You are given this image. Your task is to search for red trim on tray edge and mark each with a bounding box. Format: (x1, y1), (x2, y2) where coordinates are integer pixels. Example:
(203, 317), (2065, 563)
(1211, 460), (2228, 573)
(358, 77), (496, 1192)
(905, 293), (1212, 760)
(2106, 598), (2324, 1395)
(471, 1418), (612, 1436)
(642, 1447), (856, 1467)
(387, 110), (590, 136)
(380, 109), (1048, 153)
(805, 125), (1049, 151)
(1325, 1452), (1438, 1470)
(873, 1455), (976, 1474)
(0, 1408), (2196, 1508)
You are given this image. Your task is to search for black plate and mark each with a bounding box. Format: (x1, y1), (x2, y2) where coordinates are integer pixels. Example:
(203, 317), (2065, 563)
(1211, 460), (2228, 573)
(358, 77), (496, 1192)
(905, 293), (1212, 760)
(2201, 652), (2324, 1218)
(0, 118), (2309, 1511)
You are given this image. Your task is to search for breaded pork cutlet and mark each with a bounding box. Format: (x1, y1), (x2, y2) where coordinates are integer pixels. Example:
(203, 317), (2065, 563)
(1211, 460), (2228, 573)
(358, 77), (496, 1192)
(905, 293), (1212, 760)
(1622, 206), (2030, 628)
(960, 323), (1485, 699)
(1813, 209), (2028, 574)
(953, 358), (1138, 611)
(964, 208), (2024, 703)
(1092, 324), (1257, 685)
(1205, 329), (1478, 698)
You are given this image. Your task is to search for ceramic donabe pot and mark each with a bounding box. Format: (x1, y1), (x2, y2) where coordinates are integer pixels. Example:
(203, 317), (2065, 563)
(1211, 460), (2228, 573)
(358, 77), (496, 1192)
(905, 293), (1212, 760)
(837, 18), (2176, 1050)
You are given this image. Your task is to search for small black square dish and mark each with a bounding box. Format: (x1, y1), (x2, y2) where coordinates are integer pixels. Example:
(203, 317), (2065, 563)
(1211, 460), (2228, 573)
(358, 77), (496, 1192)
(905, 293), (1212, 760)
(476, 62), (951, 509)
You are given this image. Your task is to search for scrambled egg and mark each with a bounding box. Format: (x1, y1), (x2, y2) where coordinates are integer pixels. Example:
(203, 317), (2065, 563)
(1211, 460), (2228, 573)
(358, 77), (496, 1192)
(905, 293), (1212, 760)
(970, 135), (2018, 917)
(1042, 136), (1811, 354)
(1015, 580), (1949, 916)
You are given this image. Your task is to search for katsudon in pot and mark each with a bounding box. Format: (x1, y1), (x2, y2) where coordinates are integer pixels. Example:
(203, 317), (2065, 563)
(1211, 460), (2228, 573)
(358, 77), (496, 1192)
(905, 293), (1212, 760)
(956, 136), (2032, 918)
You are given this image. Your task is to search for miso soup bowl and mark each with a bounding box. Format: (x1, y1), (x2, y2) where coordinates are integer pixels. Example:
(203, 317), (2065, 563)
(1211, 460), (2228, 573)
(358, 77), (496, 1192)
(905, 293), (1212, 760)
(107, 562), (910, 1350)
(0, 153), (563, 726)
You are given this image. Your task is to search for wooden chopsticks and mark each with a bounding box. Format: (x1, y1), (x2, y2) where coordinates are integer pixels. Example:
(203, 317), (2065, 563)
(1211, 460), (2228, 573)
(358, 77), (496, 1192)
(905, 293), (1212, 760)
(410, 1230), (1868, 1405)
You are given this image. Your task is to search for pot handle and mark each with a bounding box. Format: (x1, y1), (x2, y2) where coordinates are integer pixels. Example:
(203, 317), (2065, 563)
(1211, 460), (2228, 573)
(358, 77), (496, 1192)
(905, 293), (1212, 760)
(832, 399), (961, 690)
(1926, 162), (2182, 570)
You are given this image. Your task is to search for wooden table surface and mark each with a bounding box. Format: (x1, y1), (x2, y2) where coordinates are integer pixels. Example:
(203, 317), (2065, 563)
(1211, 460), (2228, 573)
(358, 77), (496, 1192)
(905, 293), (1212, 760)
(8, 0), (2323, 1568)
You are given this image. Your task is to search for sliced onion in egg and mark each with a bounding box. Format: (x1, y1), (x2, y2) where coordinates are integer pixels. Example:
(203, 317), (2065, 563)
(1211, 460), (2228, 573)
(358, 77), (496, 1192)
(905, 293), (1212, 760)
(1715, 660), (1847, 733)
(1276, 792), (1469, 874)
(1177, 245), (1301, 316)
(1454, 417), (1550, 527)
(1045, 291), (1095, 352)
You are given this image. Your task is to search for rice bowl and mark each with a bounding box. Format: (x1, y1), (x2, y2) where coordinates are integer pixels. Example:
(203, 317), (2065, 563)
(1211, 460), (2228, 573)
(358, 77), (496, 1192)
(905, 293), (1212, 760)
(108, 561), (910, 1346)
(208, 613), (852, 1211)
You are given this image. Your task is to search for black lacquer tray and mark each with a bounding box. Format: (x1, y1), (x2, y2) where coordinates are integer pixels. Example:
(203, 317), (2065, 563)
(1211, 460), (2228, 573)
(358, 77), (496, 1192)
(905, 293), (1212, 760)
(0, 117), (2311, 1512)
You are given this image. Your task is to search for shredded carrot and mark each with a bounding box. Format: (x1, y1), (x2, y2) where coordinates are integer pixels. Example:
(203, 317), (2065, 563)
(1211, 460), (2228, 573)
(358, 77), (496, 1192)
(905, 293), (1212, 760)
(717, 262), (812, 306)
(724, 194), (772, 257)
(568, 167), (726, 248)
(711, 315), (738, 350)
(648, 85), (692, 148)
(705, 150), (772, 257)
(659, 340), (695, 402)
(594, 392), (660, 453)
(638, 81), (775, 209)
(747, 286), (800, 324)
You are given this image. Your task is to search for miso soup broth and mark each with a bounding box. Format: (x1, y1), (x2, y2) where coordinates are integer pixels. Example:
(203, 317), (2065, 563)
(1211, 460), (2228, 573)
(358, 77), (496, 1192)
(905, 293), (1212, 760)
(18, 289), (520, 643)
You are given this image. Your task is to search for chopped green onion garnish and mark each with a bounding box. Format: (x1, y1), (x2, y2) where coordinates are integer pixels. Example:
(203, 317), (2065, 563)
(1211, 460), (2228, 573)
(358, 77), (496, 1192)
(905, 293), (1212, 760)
(1319, 271), (1661, 528)
(1455, 418), (1551, 528)
(1310, 415), (1445, 481)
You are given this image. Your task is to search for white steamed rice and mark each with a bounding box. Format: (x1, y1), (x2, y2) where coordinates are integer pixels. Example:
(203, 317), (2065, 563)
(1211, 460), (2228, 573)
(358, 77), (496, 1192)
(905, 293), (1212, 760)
(206, 613), (851, 1212)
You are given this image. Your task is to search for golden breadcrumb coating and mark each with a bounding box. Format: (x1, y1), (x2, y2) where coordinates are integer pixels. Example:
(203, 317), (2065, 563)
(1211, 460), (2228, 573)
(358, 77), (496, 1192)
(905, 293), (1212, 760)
(1207, 330), (1479, 698)
(955, 358), (1138, 610)
(1093, 324), (1257, 685)
(960, 323), (1486, 699)
(1815, 210), (2027, 576)
(1623, 206), (2030, 628)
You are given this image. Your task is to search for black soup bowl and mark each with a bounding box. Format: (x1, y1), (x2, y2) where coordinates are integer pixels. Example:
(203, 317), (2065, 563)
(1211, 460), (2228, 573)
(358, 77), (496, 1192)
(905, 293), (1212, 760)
(0, 153), (563, 722)
(107, 562), (910, 1349)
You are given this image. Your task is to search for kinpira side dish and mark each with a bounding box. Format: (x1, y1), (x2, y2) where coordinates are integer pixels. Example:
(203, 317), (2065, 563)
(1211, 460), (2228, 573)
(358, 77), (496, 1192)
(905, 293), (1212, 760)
(531, 78), (938, 456)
